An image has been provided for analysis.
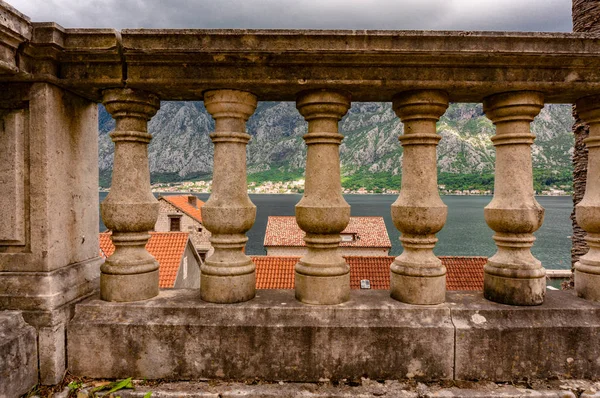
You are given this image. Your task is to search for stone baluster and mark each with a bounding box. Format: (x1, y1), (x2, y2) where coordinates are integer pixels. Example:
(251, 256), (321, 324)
(483, 91), (546, 306)
(390, 90), (449, 304)
(574, 95), (600, 301)
(201, 89), (258, 303)
(295, 89), (351, 305)
(100, 88), (160, 302)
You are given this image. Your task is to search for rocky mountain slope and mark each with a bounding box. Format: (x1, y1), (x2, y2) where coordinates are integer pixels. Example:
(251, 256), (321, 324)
(98, 101), (574, 189)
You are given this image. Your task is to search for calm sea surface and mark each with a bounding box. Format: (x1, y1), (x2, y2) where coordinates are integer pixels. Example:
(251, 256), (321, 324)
(98, 193), (572, 270)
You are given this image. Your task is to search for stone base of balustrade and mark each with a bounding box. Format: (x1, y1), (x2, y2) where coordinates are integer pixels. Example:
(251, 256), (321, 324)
(67, 290), (600, 382)
(0, 311), (38, 398)
(575, 269), (600, 302)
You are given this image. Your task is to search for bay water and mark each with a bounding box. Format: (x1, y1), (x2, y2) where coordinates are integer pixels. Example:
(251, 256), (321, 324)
(98, 193), (572, 270)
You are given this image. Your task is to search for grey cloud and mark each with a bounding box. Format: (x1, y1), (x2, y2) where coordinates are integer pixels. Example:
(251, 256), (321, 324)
(8, 0), (571, 31)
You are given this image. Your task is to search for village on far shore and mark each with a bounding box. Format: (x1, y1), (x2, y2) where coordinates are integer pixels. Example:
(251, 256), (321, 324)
(100, 178), (570, 196)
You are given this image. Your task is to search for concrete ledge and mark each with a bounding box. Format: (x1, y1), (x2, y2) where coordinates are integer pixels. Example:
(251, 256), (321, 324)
(451, 292), (600, 381)
(0, 311), (37, 398)
(68, 290), (454, 381)
(67, 290), (600, 382)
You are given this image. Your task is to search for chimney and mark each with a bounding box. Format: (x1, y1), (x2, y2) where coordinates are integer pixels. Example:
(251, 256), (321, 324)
(188, 195), (197, 207)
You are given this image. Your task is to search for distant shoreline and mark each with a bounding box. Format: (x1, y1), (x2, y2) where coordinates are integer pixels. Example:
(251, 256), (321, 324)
(99, 189), (571, 197)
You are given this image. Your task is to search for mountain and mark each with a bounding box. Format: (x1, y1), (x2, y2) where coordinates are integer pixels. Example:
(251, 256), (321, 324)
(98, 101), (574, 191)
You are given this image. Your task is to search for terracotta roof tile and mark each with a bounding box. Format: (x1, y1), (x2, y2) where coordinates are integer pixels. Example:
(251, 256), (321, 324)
(263, 216), (391, 248)
(161, 195), (204, 223)
(440, 256), (487, 292)
(99, 232), (190, 288)
(253, 256), (297, 289)
(252, 256), (487, 291)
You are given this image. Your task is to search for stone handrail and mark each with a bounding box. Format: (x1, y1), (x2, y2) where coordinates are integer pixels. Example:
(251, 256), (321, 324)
(1, 19), (600, 102)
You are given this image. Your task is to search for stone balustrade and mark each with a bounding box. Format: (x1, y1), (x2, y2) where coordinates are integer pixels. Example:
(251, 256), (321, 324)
(100, 88), (161, 302)
(390, 90), (449, 305)
(295, 89), (352, 305)
(201, 89), (258, 303)
(4, 1), (600, 387)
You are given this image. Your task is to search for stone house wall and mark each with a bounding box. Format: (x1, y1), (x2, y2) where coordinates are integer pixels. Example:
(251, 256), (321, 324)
(155, 199), (212, 256)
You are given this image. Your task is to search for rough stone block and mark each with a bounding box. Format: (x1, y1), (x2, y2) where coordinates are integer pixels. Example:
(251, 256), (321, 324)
(0, 311), (37, 398)
(451, 291), (600, 381)
(39, 322), (66, 385)
(68, 290), (454, 381)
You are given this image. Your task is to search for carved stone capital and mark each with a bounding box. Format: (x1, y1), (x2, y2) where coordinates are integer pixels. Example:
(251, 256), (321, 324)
(103, 88), (159, 123)
(483, 91), (544, 124)
(393, 90), (449, 122)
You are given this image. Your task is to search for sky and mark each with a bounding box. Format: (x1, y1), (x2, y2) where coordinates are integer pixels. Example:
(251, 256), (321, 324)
(7, 0), (572, 32)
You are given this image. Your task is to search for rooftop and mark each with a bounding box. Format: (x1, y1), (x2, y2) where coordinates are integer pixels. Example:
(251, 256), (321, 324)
(160, 195), (204, 223)
(252, 256), (486, 291)
(100, 232), (191, 288)
(263, 216), (392, 248)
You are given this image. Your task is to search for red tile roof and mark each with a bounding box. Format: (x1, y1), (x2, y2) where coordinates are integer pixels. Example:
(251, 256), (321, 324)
(160, 195), (204, 223)
(263, 216), (391, 248)
(99, 232), (190, 288)
(441, 256), (487, 292)
(252, 256), (487, 291)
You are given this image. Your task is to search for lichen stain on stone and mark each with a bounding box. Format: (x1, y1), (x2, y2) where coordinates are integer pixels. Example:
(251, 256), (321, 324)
(471, 313), (487, 325)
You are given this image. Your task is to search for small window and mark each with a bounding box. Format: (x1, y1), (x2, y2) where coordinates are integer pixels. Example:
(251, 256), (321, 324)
(169, 216), (181, 231)
(198, 226), (203, 232)
(360, 280), (371, 289)
(341, 233), (354, 242)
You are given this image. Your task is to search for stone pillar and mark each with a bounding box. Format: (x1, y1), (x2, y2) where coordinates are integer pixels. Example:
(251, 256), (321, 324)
(201, 89), (257, 304)
(295, 89), (351, 305)
(390, 90), (449, 305)
(574, 95), (600, 301)
(483, 91), (546, 306)
(0, 82), (102, 385)
(100, 88), (160, 302)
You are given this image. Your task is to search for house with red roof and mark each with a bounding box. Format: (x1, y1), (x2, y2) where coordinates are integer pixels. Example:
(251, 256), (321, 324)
(156, 195), (212, 260)
(264, 216), (392, 256)
(251, 256), (487, 291)
(100, 232), (202, 289)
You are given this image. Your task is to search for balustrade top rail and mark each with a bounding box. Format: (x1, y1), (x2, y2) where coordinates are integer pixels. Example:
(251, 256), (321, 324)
(2, 2), (600, 103)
